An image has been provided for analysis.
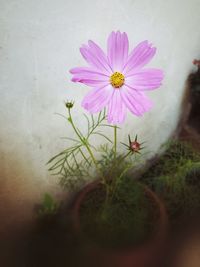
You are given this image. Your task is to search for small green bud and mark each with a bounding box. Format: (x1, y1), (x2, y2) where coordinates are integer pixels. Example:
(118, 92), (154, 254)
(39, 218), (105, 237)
(65, 101), (74, 109)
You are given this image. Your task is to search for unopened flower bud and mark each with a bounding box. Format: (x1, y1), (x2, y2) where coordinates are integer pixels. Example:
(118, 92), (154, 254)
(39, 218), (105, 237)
(130, 141), (141, 153)
(128, 134), (143, 154)
(65, 101), (74, 109)
(121, 134), (144, 156)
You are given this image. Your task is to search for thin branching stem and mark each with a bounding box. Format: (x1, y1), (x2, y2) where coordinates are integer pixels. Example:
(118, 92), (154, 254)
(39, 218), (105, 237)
(114, 125), (117, 160)
(110, 161), (133, 202)
(68, 107), (98, 169)
(121, 151), (132, 161)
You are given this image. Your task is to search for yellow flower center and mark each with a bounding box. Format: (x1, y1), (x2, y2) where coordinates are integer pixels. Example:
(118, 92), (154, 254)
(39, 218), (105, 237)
(110, 72), (125, 88)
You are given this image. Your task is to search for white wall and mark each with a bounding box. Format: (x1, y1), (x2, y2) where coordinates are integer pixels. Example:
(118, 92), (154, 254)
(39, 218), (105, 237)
(0, 0), (200, 213)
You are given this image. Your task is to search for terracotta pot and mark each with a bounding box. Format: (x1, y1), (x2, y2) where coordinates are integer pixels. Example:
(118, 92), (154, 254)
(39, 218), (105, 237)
(71, 180), (168, 267)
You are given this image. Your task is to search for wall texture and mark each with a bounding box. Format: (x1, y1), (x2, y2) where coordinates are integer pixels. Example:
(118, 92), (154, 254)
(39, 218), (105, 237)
(0, 0), (200, 227)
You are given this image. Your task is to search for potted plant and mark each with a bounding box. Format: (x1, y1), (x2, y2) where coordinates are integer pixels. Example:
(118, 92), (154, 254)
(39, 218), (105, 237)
(48, 31), (166, 267)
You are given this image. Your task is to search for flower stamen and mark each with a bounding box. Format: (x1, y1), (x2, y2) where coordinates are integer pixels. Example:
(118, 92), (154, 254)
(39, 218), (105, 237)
(110, 72), (125, 88)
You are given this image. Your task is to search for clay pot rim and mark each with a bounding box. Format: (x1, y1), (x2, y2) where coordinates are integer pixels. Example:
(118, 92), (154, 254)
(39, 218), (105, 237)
(71, 179), (168, 253)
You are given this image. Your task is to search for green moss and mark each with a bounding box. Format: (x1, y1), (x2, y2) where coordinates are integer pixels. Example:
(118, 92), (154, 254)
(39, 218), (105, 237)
(141, 140), (200, 222)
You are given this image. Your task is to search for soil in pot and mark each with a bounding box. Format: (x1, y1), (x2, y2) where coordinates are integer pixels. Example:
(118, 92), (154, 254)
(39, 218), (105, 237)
(78, 178), (160, 249)
(72, 177), (167, 267)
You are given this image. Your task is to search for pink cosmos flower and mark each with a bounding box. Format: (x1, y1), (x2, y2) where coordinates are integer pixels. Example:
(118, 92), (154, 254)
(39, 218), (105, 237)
(70, 31), (164, 124)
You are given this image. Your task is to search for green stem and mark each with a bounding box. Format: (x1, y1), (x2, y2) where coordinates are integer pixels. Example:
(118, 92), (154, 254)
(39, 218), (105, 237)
(68, 108), (110, 204)
(121, 151), (132, 161)
(114, 125), (117, 160)
(85, 142), (98, 168)
(110, 161), (132, 202)
(68, 109), (83, 141)
(68, 108), (98, 168)
(110, 151), (132, 202)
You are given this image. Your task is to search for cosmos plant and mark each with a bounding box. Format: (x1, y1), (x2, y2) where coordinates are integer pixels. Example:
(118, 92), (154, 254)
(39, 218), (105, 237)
(70, 31), (164, 124)
(48, 31), (164, 197)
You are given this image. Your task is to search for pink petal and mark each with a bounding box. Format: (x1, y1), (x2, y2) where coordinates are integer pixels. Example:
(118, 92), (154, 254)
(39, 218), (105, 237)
(125, 68), (164, 90)
(121, 85), (153, 116)
(107, 89), (126, 124)
(70, 67), (109, 87)
(107, 31), (129, 72)
(80, 41), (112, 75)
(82, 85), (114, 113)
(123, 41), (156, 75)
